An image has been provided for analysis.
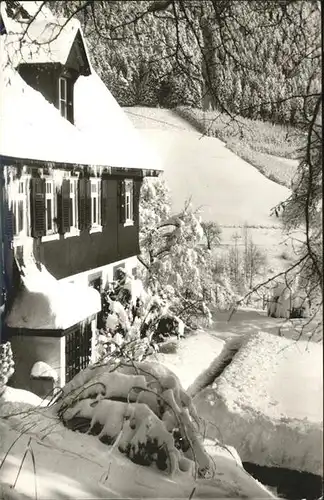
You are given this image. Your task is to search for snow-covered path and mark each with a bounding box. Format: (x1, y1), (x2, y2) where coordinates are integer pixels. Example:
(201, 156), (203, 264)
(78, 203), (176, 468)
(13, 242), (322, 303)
(152, 331), (225, 390)
(153, 308), (322, 391)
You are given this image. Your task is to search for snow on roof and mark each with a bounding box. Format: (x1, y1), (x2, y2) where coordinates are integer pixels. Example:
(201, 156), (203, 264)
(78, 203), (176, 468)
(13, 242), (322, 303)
(0, 38), (90, 165)
(18, 1), (56, 22)
(4, 18), (82, 66)
(74, 72), (163, 171)
(6, 261), (101, 330)
(0, 1), (55, 35)
(0, 38), (162, 170)
(0, 35), (162, 171)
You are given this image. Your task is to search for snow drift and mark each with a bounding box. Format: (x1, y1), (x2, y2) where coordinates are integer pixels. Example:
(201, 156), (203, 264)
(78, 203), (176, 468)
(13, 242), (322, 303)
(193, 331), (323, 476)
(0, 361), (275, 499)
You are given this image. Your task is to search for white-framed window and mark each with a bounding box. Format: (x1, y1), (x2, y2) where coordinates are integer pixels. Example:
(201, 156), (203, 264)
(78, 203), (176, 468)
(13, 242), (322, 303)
(90, 178), (101, 227)
(45, 179), (55, 234)
(58, 76), (67, 119)
(124, 179), (134, 225)
(12, 178), (27, 237)
(69, 178), (78, 229)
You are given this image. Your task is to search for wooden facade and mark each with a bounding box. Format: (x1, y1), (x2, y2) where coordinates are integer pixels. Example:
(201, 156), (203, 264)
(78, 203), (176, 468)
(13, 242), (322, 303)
(4, 163), (142, 280)
(38, 176), (142, 279)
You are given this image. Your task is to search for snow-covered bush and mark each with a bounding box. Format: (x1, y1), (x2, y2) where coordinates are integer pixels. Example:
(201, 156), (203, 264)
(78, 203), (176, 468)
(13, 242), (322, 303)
(0, 342), (15, 393)
(55, 360), (213, 478)
(267, 280), (310, 319)
(98, 268), (185, 362)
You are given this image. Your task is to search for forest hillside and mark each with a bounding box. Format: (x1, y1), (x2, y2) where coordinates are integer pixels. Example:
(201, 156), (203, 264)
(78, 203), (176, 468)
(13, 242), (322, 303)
(51, 0), (320, 126)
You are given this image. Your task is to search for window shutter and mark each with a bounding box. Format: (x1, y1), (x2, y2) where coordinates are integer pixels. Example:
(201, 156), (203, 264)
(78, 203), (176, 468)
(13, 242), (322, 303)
(4, 199), (14, 240)
(67, 80), (74, 124)
(30, 178), (46, 238)
(118, 180), (126, 224)
(78, 177), (86, 230)
(85, 178), (91, 228)
(133, 180), (142, 224)
(101, 178), (109, 226)
(78, 177), (91, 230)
(58, 179), (70, 234)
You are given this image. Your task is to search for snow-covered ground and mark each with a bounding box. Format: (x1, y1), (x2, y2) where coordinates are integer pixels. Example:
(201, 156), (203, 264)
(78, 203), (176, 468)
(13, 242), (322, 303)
(150, 310), (322, 479)
(154, 309), (322, 388)
(124, 107), (290, 227)
(192, 331), (323, 476)
(151, 331), (225, 390)
(0, 388), (275, 499)
(1, 310), (321, 498)
(125, 106), (301, 277)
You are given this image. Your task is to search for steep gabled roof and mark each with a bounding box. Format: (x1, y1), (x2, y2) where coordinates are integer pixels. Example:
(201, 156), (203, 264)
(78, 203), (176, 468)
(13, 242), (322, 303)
(3, 18), (91, 74)
(0, 0), (55, 34)
(0, 0), (162, 173)
(0, 36), (162, 172)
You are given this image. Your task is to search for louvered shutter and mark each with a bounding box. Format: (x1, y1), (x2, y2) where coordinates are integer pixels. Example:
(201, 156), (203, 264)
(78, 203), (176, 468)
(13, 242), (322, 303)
(85, 178), (91, 228)
(78, 177), (91, 230)
(57, 179), (70, 234)
(4, 197), (14, 240)
(118, 180), (126, 224)
(78, 178), (86, 230)
(30, 178), (46, 238)
(101, 178), (109, 226)
(133, 180), (142, 225)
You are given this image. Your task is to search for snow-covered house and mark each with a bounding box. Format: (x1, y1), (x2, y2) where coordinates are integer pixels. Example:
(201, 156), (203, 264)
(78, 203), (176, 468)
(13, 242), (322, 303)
(0, 1), (162, 394)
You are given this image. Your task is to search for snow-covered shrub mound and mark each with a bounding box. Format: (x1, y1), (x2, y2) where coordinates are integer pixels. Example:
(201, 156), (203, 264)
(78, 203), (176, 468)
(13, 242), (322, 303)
(55, 360), (211, 477)
(193, 331), (323, 476)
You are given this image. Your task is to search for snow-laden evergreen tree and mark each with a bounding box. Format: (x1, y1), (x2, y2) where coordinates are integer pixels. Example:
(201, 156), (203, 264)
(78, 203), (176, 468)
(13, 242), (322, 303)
(139, 178), (219, 327)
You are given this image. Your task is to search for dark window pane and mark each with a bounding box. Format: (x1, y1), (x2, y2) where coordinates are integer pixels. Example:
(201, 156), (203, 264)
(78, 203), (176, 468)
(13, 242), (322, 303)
(60, 78), (66, 100)
(93, 197), (97, 224)
(13, 210), (17, 236)
(47, 199), (52, 231)
(60, 101), (67, 118)
(18, 200), (24, 233)
(69, 198), (73, 226)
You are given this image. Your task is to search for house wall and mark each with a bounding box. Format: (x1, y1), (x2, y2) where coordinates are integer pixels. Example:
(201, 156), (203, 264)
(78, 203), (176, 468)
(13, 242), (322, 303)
(5, 165), (142, 281)
(60, 255), (138, 290)
(9, 316), (98, 393)
(39, 178), (141, 280)
(9, 334), (62, 392)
